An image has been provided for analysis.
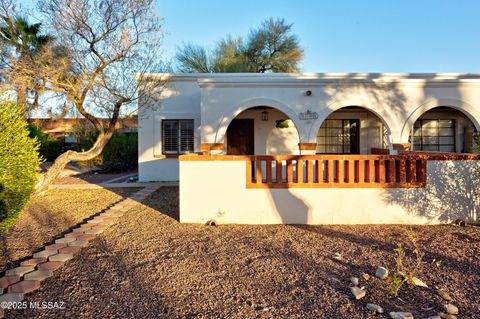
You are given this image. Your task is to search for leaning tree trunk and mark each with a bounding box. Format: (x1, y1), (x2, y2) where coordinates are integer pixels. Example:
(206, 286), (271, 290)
(34, 129), (114, 194)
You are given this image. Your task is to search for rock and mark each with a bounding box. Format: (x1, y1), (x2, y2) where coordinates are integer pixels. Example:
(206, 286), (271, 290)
(443, 304), (459, 315)
(350, 286), (366, 300)
(426, 316), (441, 319)
(350, 277), (359, 286)
(366, 303), (383, 313)
(375, 266), (389, 279)
(362, 273), (370, 281)
(437, 290), (452, 302)
(333, 253), (342, 260)
(438, 314), (457, 319)
(411, 277), (428, 288)
(389, 312), (414, 319)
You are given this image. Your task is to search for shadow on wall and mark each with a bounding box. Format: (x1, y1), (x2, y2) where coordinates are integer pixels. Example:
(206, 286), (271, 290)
(268, 189), (310, 224)
(383, 161), (480, 222)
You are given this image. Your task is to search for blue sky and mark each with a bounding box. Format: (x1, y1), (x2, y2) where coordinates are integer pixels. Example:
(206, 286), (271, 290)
(20, 0), (480, 73)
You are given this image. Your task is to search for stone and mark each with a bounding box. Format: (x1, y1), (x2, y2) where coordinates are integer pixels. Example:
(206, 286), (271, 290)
(411, 277), (428, 288)
(426, 316), (441, 319)
(437, 290), (452, 302)
(58, 246), (81, 255)
(72, 228), (86, 233)
(350, 286), (366, 300)
(333, 253), (342, 260)
(33, 249), (57, 259)
(362, 273), (370, 281)
(20, 258), (47, 267)
(375, 266), (389, 279)
(84, 228), (103, 235)
(24, 270), (53, 282)
(366, 303), (383, 313)
(350, 277), (359, 286)
(443, 304), (459, 315)
(5, 266), (35, 277)
(67, 240), (89, 247)
(0, 276), (20, 289)
(0, 292), (24, 303)
(64, 232), (79, 238)
(49, 253), (74, 262)
(389, 312), (414, 319)
(75, 234), (96, 241)
(37, 261), (64, 271)
(55, 237), (76, 244)
(8, 280), (40, 294)
(45, 243), (67, 251)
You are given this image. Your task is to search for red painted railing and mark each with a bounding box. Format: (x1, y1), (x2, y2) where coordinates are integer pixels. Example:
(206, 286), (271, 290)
(246, 155), (426, 188)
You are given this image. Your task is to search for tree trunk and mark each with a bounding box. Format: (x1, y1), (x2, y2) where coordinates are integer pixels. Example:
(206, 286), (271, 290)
(34, 129), (114, 194)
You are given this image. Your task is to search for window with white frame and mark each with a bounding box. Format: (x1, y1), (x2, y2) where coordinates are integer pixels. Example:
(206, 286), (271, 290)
(162, 119), (194, 154)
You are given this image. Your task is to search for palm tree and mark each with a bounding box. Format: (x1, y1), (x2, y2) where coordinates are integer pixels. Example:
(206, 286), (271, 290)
(0, 15), (53, 112)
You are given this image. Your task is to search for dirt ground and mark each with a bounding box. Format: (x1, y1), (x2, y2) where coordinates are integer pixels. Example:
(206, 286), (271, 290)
(0, 188), (140, 272)
(6, 187), (480, 319)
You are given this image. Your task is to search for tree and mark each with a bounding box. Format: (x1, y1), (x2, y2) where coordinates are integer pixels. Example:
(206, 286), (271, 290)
(11, 0), (165, 193)
(0, 97), (41, 234)
(0, 0), (54, 114)
(175, 18), (304, 73)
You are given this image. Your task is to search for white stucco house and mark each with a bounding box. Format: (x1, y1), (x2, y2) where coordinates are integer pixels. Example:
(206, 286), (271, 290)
(138, 73), (480, 225)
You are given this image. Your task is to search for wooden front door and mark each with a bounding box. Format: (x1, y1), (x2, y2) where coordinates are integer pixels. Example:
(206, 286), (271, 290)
(227, 119), (254, 155)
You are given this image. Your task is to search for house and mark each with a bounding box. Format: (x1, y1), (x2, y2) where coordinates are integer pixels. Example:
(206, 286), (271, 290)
(138, 73), (480, 224)
(29, 117), (138, 144)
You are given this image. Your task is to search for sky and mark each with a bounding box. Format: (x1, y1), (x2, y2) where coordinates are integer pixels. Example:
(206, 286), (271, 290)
(19, 0), (480, 73)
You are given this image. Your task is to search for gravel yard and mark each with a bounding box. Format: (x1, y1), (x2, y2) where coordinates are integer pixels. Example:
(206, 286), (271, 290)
(0, 188), (140, 273)
(6, 187), (480, 319)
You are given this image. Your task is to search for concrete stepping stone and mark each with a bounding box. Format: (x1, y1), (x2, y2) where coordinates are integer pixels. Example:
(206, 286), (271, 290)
(37, 261), (64, 271)
(20, 258), (46, 267)
(24, 270), (53, 282)
(72, 228), (86, 233)
(8, 280), (40, 294)
(33, 249), (57, 259)
(92, 224), (109, 231)
(45, 243), (67, 251)
(59, 246), (81, 255)
(55, 237), (76, 244)
(49, 253), (74, 262)
(84, 228), (103, 235)
(64, 232), (80, 238)
(67, 240), (89, 247)
(0, 276), (20, 289)
(75, 234), (96, 241)
(87, 218), (103, 224)
(5, 266), (35, 277)
(0, 292), (24, 303)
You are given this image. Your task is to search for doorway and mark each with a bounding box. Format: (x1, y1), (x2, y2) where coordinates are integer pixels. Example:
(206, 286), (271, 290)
(227, 119), (254, 155)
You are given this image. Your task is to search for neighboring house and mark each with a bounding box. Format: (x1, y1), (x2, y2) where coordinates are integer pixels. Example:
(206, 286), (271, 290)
(138, 73), (480, 224)
(29, 117), (138, 144)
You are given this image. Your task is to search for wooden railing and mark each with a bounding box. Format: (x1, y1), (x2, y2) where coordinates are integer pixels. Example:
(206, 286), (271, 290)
(246, 155), (427, 188)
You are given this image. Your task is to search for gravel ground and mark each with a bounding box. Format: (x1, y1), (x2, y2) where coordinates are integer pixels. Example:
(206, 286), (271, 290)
(6, 187), (480, 319)
(0, 188), (140, 273)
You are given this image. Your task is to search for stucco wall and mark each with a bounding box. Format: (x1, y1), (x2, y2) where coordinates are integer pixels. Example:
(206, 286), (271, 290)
(179, 159), (479, 224)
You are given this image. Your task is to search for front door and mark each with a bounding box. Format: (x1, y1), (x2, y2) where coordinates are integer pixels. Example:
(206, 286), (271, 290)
(227, 119), (254, 155)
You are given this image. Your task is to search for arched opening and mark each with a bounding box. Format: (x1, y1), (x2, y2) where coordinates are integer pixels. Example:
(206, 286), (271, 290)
(316, 106), (389, 154)
(410, 106), (477, 153)
(225, 106), (300, 155)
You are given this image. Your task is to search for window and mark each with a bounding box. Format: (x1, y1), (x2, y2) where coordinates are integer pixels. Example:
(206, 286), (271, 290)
(412, 119), (455, 152)
(316, 119), (360, 154)
(162, 119), (194, 154)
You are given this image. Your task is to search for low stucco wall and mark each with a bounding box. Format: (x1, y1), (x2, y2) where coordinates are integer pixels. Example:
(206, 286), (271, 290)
(179, 159), (479, 224)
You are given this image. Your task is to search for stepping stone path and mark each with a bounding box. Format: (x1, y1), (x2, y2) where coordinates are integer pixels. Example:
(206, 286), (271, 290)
(0, 185), (160, 318)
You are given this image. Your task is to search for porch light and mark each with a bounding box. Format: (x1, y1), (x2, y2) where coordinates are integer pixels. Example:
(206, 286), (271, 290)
(261, 110), (269, 121)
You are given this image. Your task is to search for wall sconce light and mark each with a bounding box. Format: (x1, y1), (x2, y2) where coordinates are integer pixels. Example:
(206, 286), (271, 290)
(261, 110), (269, 121)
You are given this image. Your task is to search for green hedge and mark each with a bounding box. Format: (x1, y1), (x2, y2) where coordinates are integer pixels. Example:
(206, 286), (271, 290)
(100, 132), (138, 172)
(28, 125), (63, 162)
(0, 100), (41, 234)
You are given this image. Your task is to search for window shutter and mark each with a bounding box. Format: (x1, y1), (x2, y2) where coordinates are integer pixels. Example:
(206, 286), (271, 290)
(179, 120), (194, 153)
(163, 120), (178, 153)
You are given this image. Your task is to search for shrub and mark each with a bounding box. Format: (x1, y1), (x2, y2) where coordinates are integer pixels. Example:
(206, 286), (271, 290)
(100, 132), (138, 172)
(0, 100), (42, 234)
(28, 125), (63, 162)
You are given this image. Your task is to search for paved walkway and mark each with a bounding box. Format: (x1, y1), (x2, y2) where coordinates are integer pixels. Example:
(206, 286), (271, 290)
(49, 181), (178, 190)
(0, 185), (162, 318)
